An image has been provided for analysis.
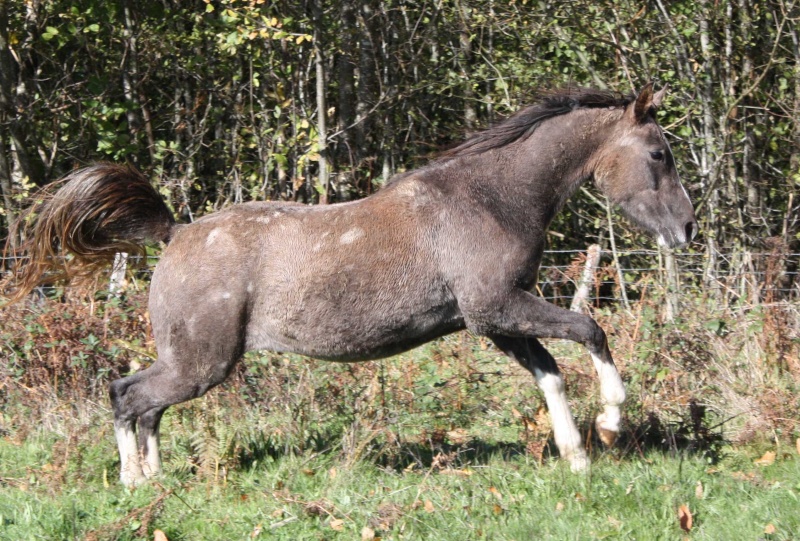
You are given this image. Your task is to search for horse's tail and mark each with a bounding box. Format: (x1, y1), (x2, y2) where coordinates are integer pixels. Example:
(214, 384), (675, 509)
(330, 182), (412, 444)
(2, 163), (176, 304)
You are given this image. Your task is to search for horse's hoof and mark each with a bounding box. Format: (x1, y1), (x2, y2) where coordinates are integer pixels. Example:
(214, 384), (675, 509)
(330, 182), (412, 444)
(568, 453), (591, 473)
(120, 469), (148, 488)
(119, 475), (147, 488)
(141, 464), (163, 480)
(597, 426), (618, 447)
(595, 413), (619, 447)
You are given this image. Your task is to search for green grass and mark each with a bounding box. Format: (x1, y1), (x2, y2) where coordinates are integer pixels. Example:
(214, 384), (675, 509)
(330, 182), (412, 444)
(2, 417), (799, 540)
(1, 294), (799, 540)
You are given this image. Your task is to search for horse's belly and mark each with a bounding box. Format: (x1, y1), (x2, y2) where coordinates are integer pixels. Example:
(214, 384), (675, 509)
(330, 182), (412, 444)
(245, 300), (464, 361)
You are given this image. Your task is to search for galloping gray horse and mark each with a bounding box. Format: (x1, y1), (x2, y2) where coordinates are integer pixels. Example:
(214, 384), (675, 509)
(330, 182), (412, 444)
(7, 84), (696, 486)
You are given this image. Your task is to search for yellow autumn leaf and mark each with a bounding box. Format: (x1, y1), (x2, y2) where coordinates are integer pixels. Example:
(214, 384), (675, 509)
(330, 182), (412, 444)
(439, 468), (473, 477)
(695, 480), (704, 499)
(754, 451), (776, 466)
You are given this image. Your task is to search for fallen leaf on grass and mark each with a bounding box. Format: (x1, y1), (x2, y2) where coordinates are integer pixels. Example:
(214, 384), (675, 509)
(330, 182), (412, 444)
(695, 480), (704, 499)
(153, 531), (169, 541)
(361, 526), (376, 540)
(764, 523), (776, 534)
(754, 451), (776, 466)
(731, 471), (754, 482)
(304, 500), (333, 517)
(330, 518), (344, 531)
(424, 500), (435, 513)
(488, 486), (502, 500)
(369, 502), (403, 532)
(439, 468), (473, 477)
(677, 504), (693, 532)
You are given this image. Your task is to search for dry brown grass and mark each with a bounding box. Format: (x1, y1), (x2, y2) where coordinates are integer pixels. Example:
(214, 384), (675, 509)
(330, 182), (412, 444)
(1, 285), (798, 475)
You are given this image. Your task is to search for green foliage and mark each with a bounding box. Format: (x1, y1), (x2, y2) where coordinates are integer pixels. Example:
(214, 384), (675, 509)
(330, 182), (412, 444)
(0, 0), (797, 252)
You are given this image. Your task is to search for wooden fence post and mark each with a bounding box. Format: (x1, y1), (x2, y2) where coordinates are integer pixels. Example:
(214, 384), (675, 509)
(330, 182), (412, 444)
(571, 244), (602, 314)
(109, 252), (128, 297)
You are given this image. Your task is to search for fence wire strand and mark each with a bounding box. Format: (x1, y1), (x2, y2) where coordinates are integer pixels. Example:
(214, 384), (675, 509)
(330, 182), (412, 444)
(2, 249), (799, 306)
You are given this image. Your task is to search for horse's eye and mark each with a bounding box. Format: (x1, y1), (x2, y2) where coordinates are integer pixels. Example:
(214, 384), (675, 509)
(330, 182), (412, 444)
(650, 150), (665, 161)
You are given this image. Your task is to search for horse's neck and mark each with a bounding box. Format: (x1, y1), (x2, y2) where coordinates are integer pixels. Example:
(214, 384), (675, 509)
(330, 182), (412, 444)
(464, 109), (616, 235)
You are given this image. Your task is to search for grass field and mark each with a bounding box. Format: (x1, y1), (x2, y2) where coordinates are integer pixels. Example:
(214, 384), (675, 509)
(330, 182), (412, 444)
(2, 429), (800, 540)
(1, 290), (799, 540)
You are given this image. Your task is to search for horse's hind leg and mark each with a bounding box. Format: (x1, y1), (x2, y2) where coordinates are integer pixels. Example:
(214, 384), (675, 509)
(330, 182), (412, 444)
(137, 407), (166, 478)
(109, 350), (240, 487)
(109, 371), (149, 487)
(491, 336), (589, 471)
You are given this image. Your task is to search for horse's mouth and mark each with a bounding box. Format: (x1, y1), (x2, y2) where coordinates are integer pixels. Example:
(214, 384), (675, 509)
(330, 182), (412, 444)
(657, 233), (689, 249)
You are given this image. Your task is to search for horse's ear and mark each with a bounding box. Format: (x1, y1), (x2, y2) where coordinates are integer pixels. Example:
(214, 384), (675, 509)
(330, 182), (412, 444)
(652, 84), (668, 108)
(630, 82), (655, 123)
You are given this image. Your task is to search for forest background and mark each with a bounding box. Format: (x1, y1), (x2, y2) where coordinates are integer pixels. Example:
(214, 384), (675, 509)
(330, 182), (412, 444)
(0, 0), (798, 261)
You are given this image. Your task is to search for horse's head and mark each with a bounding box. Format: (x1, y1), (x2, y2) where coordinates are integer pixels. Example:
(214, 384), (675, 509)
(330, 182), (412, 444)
(593, 84), (697, 248)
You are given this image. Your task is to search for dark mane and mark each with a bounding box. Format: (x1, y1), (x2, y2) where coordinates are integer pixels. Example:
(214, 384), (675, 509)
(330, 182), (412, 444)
(439, 87), (634, 159)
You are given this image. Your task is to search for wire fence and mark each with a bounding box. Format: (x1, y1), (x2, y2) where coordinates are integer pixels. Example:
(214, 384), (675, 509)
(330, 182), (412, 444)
(536, 248), (800, 308)
(2, 248), (799, 308)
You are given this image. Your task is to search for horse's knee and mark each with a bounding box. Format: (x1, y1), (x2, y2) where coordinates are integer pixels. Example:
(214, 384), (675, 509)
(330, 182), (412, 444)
(109, 377), (136, 419)
(576, 317), (608, 354)
(109, 378), (124, 406)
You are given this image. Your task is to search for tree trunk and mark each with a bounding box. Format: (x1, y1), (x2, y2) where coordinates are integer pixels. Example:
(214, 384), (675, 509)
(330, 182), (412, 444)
(0, 2), (16, 242)
(313, 0), (329, 204)
(121, 1), (155, 164)
(0, 0), (44, 187)
(337, 0), (357, 168)
(455, 0), (477, 131)
(355, 1), (379, 165)
(697, 0), (720, 288)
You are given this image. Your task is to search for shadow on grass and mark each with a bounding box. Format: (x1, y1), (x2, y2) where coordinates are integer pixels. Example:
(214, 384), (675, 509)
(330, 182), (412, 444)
(233, 400), (727, 474)
(603, 400), (728, 464)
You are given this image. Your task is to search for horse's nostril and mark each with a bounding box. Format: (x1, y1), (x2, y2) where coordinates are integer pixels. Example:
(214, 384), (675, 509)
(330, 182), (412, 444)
(685, 221), (698, 241)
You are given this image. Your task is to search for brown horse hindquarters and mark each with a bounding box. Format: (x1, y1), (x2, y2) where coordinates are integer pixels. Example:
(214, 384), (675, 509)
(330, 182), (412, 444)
(152, 194), (461, 366)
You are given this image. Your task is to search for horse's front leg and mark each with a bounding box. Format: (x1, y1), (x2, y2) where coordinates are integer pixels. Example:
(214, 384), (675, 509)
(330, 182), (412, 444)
(491, 336), (589, 471)
(466, 289), (626, 463)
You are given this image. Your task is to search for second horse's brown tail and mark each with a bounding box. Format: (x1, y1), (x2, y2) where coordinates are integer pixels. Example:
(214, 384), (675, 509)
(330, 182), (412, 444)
(2, 163), (176, 304)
